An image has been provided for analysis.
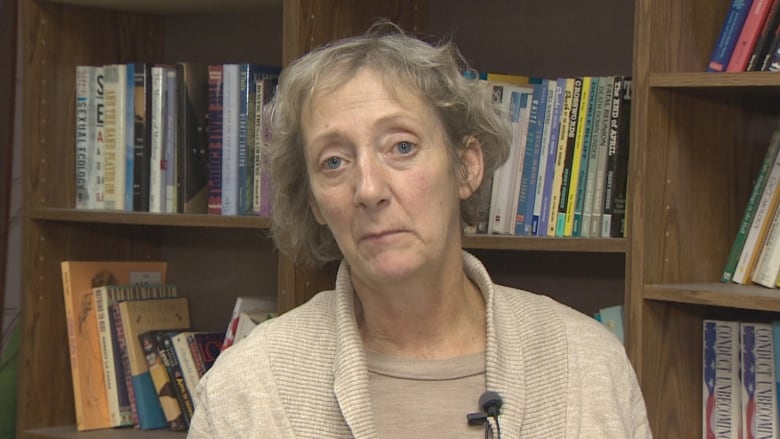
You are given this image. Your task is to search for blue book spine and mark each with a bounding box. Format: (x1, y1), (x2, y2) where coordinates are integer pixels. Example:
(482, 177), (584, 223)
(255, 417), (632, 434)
(132, 371), (167, 430)
(515, 82), (547, 236)
(707, 0), (755, 72)
(536, 78), (564, 236)
(125, 63), (135, 211)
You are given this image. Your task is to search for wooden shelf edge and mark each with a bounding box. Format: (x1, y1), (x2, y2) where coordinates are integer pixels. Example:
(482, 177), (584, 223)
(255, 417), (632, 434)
(28, 207), (272, 229)
(44, 0), (281, 15)
(649, 71), (780, 88)
(462, 234), (626, 253)
(24, 425), (186, 438)
(645, 282), (780, 312)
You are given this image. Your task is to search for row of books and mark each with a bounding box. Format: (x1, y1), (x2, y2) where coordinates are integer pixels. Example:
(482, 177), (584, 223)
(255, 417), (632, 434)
(468, 74), (632, 238)
(61, 260), (276, 432)
(74, 62), (280, 216)
(721, 129), (780, 287)
(707, 0), (780, 72)
(702, 320), (780, 438)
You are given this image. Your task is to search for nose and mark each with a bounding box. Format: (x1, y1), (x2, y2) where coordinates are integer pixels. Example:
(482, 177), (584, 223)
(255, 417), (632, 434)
(353, 153), (390, 209)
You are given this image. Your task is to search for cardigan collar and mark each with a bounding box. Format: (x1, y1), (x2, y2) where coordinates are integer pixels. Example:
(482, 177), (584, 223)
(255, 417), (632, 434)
(331, 251), (568, 438)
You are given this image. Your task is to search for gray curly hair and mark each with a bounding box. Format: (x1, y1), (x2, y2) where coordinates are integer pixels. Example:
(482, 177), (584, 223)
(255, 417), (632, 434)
(265, 21), (511, 267)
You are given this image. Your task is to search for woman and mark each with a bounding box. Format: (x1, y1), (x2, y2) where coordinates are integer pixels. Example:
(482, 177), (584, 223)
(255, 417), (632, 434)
(188, 23), (651, 438)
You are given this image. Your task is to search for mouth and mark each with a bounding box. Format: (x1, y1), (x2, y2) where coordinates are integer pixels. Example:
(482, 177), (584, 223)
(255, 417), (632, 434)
(360, 229), (405, 242)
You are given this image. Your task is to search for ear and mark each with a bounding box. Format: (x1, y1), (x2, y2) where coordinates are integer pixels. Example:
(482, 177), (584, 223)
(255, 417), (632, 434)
(458, 136), (484, 199)
(309, 197), (326, 225)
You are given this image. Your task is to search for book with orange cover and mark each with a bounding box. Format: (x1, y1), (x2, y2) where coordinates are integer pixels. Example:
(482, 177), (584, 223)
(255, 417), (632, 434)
(60, 260), (168, 431)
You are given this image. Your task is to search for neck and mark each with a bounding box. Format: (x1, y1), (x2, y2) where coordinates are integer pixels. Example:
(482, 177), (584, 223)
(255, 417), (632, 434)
(354, 269), (486, 359)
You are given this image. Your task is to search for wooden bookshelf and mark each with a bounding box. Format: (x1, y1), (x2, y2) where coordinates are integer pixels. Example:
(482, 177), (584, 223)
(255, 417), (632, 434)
(19, 0), (730, 437)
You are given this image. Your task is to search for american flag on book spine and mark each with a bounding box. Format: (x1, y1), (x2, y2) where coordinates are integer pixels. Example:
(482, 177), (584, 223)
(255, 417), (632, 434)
(704, 320), (740, 439)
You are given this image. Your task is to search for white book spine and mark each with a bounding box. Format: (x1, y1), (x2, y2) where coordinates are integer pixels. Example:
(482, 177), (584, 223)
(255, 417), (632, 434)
(221, 64), (240, 216)
(75, 66), (90, 209)
(149, 66), (165, 213)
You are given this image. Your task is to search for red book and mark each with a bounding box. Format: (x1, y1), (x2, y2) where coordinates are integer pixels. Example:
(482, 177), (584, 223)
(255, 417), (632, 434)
(728, 0), (774, 71)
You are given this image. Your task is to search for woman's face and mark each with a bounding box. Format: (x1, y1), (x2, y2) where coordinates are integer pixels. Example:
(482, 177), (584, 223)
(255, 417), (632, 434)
(302, 68), (481, 287)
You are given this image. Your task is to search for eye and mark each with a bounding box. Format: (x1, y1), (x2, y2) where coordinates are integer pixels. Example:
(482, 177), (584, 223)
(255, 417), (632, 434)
(395, 141), (415, 154)
(324, 156), (343, 170)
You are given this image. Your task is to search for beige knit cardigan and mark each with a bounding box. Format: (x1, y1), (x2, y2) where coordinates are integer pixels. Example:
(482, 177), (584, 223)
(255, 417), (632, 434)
(188, 252), (652, 438)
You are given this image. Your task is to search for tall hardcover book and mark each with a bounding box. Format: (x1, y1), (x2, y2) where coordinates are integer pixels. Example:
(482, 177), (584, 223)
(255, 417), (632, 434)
(703, 320), (741, 439)
(708, 0), (755, 71)
(60, 261), (168, 431)
(175, 62), (210, 214)
(740, 322), (779, 438)
(118, 297), (190, 430)
(207, 65), (224, 215)
(515, 81), (547, 236)
(722, 130), (780, 282)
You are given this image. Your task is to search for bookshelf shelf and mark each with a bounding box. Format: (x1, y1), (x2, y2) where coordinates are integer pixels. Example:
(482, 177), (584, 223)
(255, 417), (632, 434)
(24, 426), (186, 438)
(463, 235), (627, 253)
(649, 72), (780, 88)
(29, 208), (272, 229)
(45, 0), (281, 14)
(644, 283), (780, 312)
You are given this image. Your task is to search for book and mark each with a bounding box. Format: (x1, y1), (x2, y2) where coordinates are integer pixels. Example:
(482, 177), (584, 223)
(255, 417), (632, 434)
(175, 62), (210, 214)
(588, 76), (616, 238)
(727, 0), (774, 71)
(149, 65), (167, 214)
(761, 20), (780, 69)
(722, 130), (780, 282)
(232, 310), (277, 346)
(93, 284), (177, 427)
(170, 331), (201, 408)
(252, 77), (276, 217)
(164, 67), (178, 213)
(546, 77), (575, 236)
(221, 64), (240, 216)
(740, 322), (778, 438)
(732, 130), (780, 284)
(488, 84), (533, 235)
(190, 331), (225, 375)
(75, 66), (91, 209)
(747, 0), (780, 70)
(564, 76), (593, 237)
(124, 63), (136, 212)
(155, 331), (194, 426)
(132, 63), (152, 212)
(117, 297), (190, 430)
(604, 77), (632, 238)
(581, 76), (610, 237)
(703, 320), (741, 439)
(138, 331), (186, 430)
(572, 76), (600, 237)
(207, 64), (224, 215)
(707, 0), (755, 71)
(555, 77), (584, 237)
(752, 189), (780, 287)
(515, 81), (547, 236)
(60, 261), (168, 431)
(531, 79), (558, 235)
(537, 78), (565, 236)
(102, 64), (127, 211)
(221, 295), (277, 351)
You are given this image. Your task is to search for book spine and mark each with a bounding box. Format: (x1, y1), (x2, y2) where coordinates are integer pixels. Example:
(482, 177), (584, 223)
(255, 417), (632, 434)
(538, 78), (565, 236)
(607, 77), (632, 238)
(172, 333), (201, 405)
(761, 20), (780, 69)
(531, 79), (557, 235)
(158, 333), (194, 425)
(93, 287), (121, 427)
(707, 0), (755, 71)
(187, 333), (207, 377)
(581, 77), (606, 237)
(732, 131), (780, 284)
(727, 0), (774, 71)
(752, 194), (780, 287)
(124, 63), (135, 211)
(103, 65), (121, 210)
(132, 63), (151, 212)
(238, 64), (253, 215)
(589, 76), (616, 238)
(149, 66), (165, 213)
(601, 76), (625, 238)
(207, 65), (224, 215)
(111, 302), (140, 428)
(175, 63), (210, 214)
(740, 322), (778, 438)
(92, 66), (106, 209)
(547, 78), (574, 236)
(61, 268), (87, 429)
(702, 320), (740, 439)
(221, 64), (240, 216)
(573, 77), (600, 237)
(164, 67), (178, 213)
(515, 82), (546, 236)
(556, 77), (584, 237)
(75, 66), (90, 209)
(565, 76), (593, 237)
